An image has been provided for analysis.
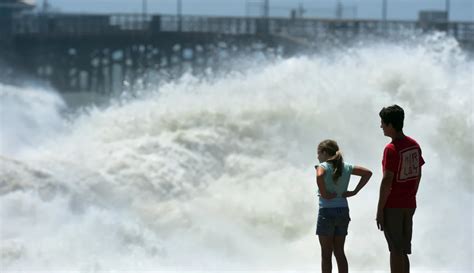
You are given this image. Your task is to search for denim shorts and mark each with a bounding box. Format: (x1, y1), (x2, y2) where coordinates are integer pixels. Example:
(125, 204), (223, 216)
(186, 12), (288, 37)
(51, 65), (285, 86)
(316, 207), (351, 236)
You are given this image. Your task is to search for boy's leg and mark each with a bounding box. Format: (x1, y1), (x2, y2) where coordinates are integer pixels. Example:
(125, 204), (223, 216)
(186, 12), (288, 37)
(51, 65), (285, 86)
(404, 254), (410, 273)
(384, 208), (407, 273)
(390, 252), (406, 273)
(402, 208), (415, 273)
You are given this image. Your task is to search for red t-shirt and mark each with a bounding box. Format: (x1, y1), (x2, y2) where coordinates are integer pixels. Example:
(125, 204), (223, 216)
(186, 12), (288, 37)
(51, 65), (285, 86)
(382, 136), (425, 208)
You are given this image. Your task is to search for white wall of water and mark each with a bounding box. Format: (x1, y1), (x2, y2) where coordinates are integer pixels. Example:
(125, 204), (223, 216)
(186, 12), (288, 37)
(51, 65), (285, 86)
(0, 34), (472, 272)
(0, 85), (67, 157)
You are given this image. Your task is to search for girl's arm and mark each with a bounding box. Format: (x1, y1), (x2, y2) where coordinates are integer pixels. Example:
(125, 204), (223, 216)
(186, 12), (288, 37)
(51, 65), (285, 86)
(316, 166), (336, 199)
(343, 166), (372, 197)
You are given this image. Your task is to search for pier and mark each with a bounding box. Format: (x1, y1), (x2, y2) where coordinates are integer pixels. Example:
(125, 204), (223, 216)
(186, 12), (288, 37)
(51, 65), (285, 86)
(1, 11), (473, 93)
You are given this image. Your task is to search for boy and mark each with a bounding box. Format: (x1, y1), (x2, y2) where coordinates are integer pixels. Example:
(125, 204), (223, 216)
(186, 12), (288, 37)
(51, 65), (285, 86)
(376, 105), (425, 273)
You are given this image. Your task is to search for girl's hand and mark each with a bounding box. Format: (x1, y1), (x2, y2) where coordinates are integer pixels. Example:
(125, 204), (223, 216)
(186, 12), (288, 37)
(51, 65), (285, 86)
(342, 191), (357, 198)
(323, 192), (337, 199)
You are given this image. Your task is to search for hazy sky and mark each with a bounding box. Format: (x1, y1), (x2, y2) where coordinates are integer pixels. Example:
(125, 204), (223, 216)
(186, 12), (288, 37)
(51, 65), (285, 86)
(38, 0), (473, 21)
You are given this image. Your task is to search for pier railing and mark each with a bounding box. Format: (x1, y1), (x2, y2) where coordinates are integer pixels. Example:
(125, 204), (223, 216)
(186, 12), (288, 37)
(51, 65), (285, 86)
(8, 13), (474, 43)
(4, 13), (473, 93)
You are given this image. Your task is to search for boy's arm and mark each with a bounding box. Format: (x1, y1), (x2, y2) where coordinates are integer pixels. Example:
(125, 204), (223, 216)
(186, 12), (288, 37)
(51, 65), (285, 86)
(376, 170), (394, 231)
(414, 169), (422, 194)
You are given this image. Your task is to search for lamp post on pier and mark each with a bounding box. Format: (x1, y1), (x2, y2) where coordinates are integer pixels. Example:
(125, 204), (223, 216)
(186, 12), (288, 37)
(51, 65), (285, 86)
(142, 0), (147, 29)
(177, 0), (182, 31)
(445, 0), (450, 21)
(142, 0), (147, 17)
(263, 0), (269, 18)
(42, 0), (49, 13)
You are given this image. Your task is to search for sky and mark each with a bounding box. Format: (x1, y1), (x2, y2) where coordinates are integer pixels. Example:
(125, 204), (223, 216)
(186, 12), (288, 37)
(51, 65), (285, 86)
(32, 0), (474, 21)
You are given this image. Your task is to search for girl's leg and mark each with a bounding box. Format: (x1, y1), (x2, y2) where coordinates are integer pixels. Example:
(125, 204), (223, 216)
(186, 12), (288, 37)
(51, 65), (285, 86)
(319, 235), (334, 273)
(333, 235), (348, 273)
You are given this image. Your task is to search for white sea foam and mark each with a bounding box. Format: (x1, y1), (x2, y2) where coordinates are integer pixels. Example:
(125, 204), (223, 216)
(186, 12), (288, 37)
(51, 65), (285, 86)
(0, 34), (472, 272)
(0, 85), (67, 157)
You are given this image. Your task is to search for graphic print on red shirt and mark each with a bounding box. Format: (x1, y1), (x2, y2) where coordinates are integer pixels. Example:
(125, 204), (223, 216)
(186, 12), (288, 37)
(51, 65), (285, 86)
(398, 146), (421, 181)
(382, 136), (425, 208)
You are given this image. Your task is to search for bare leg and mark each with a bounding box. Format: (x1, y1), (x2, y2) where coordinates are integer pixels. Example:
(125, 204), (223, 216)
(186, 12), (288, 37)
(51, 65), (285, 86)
(333, 235), (348, 273)
(319, 235), (334, 273)
(390, 252), (406, 273)
(404, 254), (410, 273)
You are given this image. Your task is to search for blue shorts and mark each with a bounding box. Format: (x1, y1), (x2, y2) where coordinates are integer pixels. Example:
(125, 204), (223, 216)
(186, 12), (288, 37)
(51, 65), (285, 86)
(316, 207), (351, 236)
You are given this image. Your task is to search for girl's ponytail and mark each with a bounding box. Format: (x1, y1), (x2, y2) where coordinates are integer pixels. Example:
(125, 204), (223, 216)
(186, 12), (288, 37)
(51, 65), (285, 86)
(318, 140), (344, 183)
(327, 150), (343, 182)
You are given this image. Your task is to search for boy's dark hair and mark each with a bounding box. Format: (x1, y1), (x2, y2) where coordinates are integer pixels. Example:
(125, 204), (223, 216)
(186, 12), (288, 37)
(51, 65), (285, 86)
(379, 105), (404, 132)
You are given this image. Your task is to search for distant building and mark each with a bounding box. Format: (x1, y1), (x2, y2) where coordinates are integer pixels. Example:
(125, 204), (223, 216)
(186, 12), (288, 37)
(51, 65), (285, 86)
(0, 0), (35, 38)
(418, 10), (448, 32)
(418, 11), (448, 23)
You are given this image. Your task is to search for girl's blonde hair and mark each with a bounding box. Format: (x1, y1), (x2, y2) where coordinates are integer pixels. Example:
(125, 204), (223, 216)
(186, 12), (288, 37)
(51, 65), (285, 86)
(318, 139), (344, 182)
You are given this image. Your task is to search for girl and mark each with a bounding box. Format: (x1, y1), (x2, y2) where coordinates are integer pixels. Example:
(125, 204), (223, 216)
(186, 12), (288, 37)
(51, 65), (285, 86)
(315, 139), (372, 273)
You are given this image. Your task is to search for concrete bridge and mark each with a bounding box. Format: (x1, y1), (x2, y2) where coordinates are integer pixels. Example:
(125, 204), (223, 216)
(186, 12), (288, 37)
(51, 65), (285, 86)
(2, 13), (473, 93)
